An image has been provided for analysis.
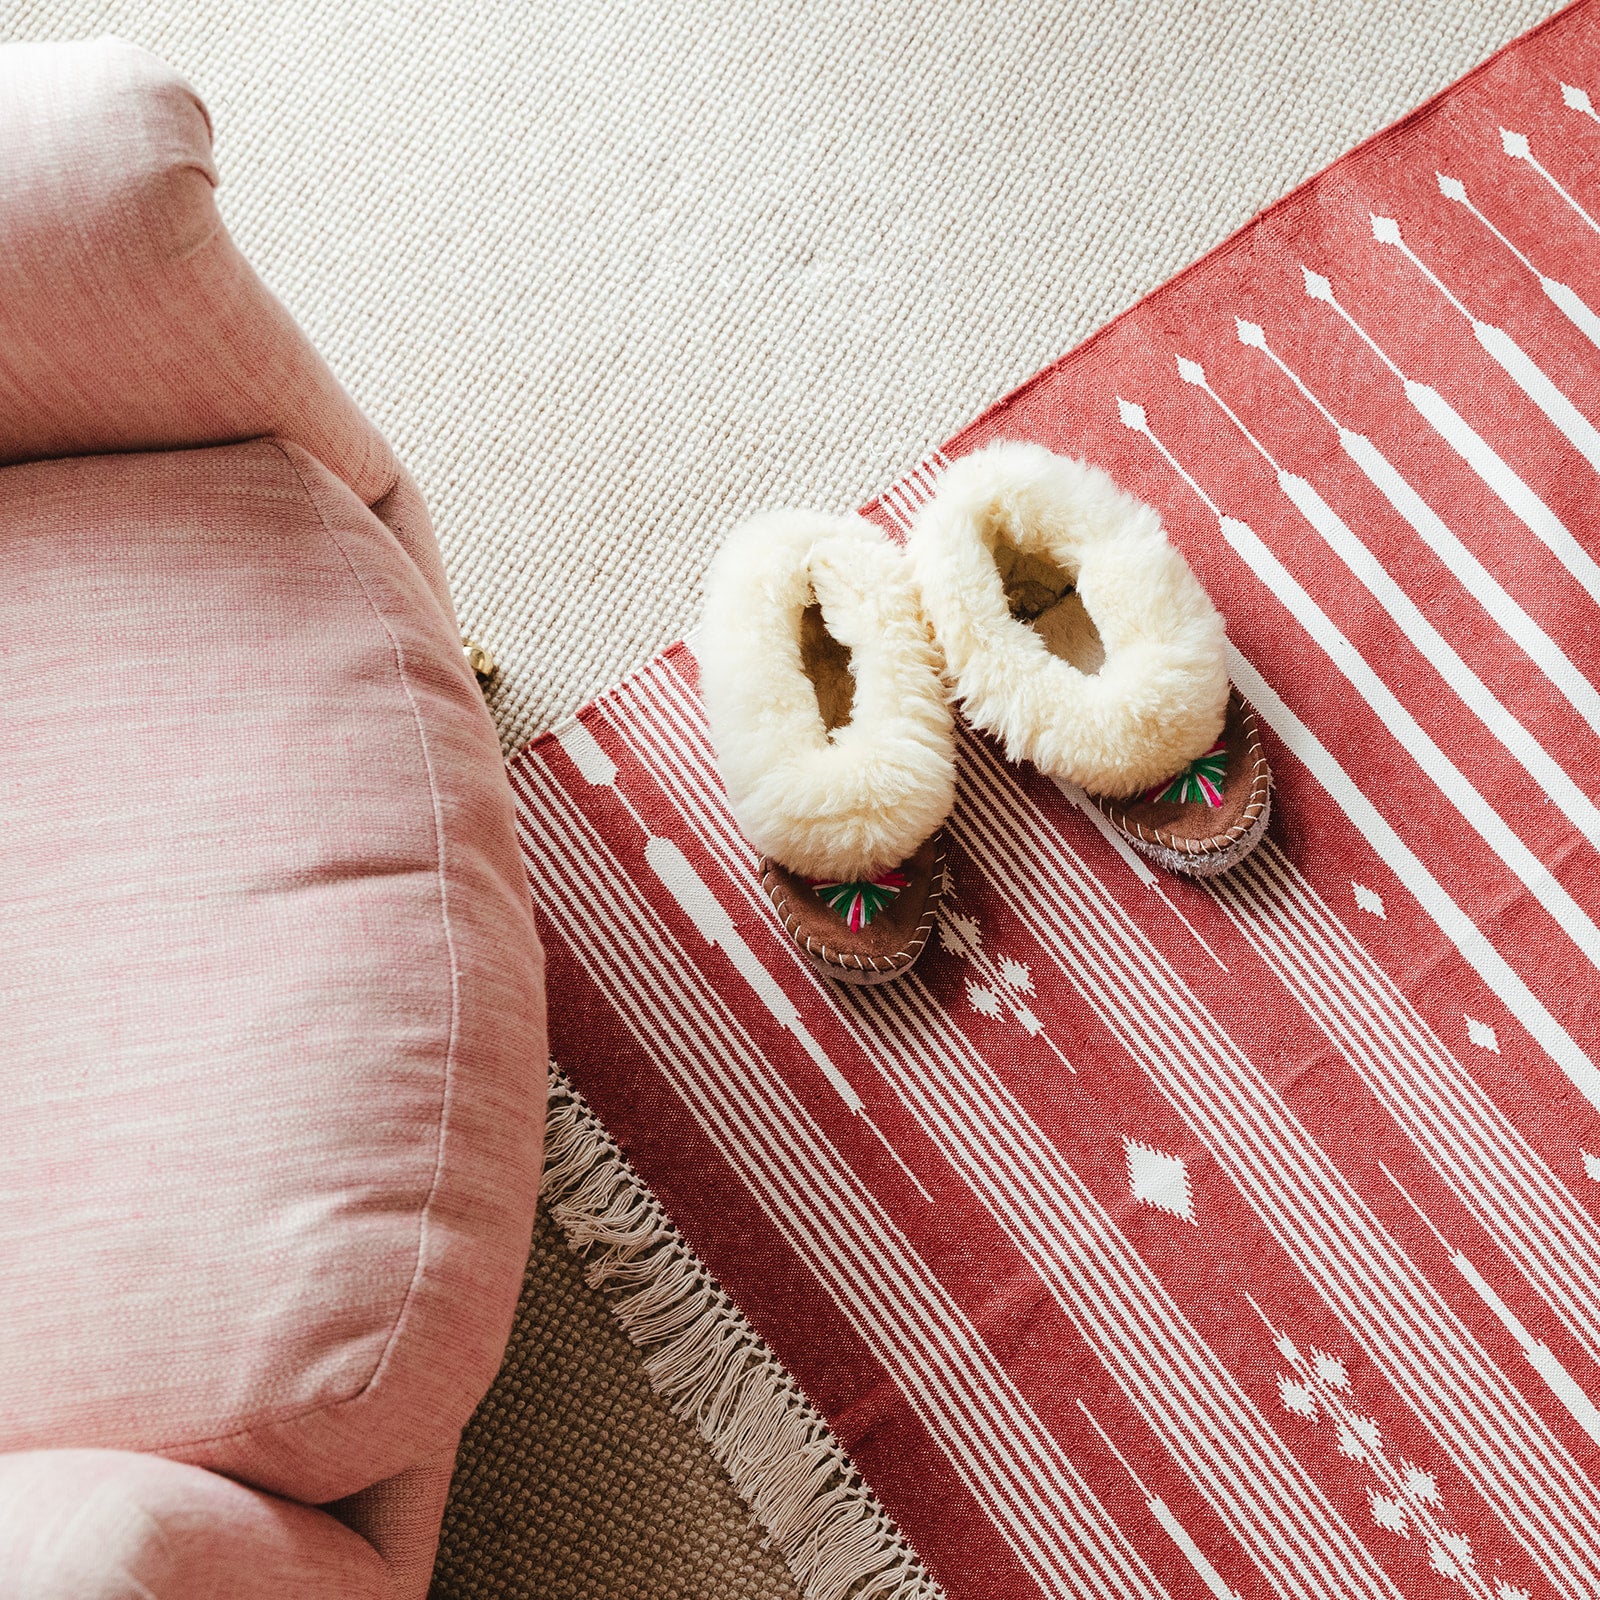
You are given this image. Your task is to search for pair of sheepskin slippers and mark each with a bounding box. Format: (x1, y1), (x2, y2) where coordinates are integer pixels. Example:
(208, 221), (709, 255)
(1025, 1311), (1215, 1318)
(700, 440), (1272, 984)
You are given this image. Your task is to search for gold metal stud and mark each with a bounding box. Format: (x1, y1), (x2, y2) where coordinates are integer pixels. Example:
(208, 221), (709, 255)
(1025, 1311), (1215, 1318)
(462, 638), (496, 684)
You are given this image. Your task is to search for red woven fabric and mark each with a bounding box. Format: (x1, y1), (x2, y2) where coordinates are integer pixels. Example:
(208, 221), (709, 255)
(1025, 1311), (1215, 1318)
(515, 7), (1600, 1595)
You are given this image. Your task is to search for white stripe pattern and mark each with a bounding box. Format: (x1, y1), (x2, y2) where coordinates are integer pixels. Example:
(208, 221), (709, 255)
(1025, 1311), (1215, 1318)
(1437, 168), (1600, 355)
(1234, 316), (1600, 740)
(1124, 394), (1600, 1111)
(1125, 403), (1600, 998)
(1384, 1166), (1600, 1453)
(1078, 1403), (1245, 1600)
(623, 656), (1398, 1600)
(1178, 355), (1600, 850)
(954, 730), (1600, 1598)
(1209, 837), (1600, 1379)
(1300, 267), (1600, 602)
(1501, 126), (1600, 237)
(1222, 647), (1600, 1110)
(1371, 211), (1600, 478)
(875, 451), (951, 533)
(514, 748), (1171, 1600)
(1339, 431), (1600, 735)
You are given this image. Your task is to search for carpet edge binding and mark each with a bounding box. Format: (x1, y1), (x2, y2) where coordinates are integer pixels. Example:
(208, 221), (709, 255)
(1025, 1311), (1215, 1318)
(541, 1063), (945, 1600)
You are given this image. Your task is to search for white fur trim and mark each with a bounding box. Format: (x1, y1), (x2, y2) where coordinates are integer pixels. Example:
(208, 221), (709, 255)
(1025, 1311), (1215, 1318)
(699, 510), (955, 879)
(908, 440), (1229, 796)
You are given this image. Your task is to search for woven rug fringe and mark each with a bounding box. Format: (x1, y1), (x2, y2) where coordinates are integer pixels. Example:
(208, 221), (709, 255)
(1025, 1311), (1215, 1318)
(542, 1064), (944, 1600)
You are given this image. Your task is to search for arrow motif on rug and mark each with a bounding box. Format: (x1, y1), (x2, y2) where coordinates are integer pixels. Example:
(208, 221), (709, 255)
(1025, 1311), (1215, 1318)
(1184, 338), (1600, 861)
(1234, 309), (1600, 740)
(1369, 210), (1600, 480)
(1436, 169), (1600, 352)
(1502, 125), (1600, 236)
(1562, 80), (1600, 127)
(1298, 263), (1600, 603)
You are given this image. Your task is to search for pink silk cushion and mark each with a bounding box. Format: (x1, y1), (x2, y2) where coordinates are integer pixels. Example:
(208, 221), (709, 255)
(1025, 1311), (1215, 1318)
(0, 440), (546, 1504)
(1, 1451), (389, 1600)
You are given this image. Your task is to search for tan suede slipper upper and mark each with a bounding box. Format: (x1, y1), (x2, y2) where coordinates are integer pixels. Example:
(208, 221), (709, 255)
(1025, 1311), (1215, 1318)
(1092, 689), (1272, 877)
(760, 833), (947, 984)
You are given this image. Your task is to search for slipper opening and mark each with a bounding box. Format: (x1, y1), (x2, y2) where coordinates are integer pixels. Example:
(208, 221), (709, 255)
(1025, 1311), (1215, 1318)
(994, 540), (1106, 676)
(798, 599), (857, 737)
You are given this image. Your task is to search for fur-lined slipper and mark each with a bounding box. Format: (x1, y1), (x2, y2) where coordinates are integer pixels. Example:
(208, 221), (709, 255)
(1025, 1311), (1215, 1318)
(909, 439), (1270, 875)
(699, 510), (955, 981)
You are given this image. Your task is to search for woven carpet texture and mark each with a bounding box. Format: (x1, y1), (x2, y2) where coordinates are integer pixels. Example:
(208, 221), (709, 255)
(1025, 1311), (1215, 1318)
(0, 0), (1562, 1595)
(432, 1210), (799, 1600)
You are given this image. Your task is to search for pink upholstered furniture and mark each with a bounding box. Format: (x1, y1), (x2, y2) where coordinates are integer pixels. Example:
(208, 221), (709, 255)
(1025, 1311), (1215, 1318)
(0, 38), (547, 1599)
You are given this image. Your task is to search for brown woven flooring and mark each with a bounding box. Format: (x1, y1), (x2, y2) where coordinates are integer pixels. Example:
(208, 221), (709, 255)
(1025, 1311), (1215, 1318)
(430, 1209), (804, 1600)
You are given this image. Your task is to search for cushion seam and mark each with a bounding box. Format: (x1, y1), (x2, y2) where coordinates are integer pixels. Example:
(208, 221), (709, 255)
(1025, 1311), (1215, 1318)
(265, 439), (462, 1414)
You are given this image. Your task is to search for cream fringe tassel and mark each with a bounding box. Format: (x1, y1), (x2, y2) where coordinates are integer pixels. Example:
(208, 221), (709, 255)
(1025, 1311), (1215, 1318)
(542, 1065), (944, 1600)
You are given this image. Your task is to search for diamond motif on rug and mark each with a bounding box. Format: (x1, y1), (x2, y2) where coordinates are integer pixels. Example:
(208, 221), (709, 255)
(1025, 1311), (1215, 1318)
(1123, 1137), (1196, 1224)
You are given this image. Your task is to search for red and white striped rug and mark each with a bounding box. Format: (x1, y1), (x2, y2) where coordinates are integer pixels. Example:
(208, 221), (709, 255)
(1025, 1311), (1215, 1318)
(512, 7), (1600, 1596)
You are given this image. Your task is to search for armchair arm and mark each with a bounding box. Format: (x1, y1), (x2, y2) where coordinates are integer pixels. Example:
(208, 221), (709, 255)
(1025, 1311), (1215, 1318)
(0, 38), (453, 618)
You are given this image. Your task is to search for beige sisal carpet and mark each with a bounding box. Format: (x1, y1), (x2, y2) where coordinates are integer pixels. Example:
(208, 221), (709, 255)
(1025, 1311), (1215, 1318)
(0, 0), (1562, 1592)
